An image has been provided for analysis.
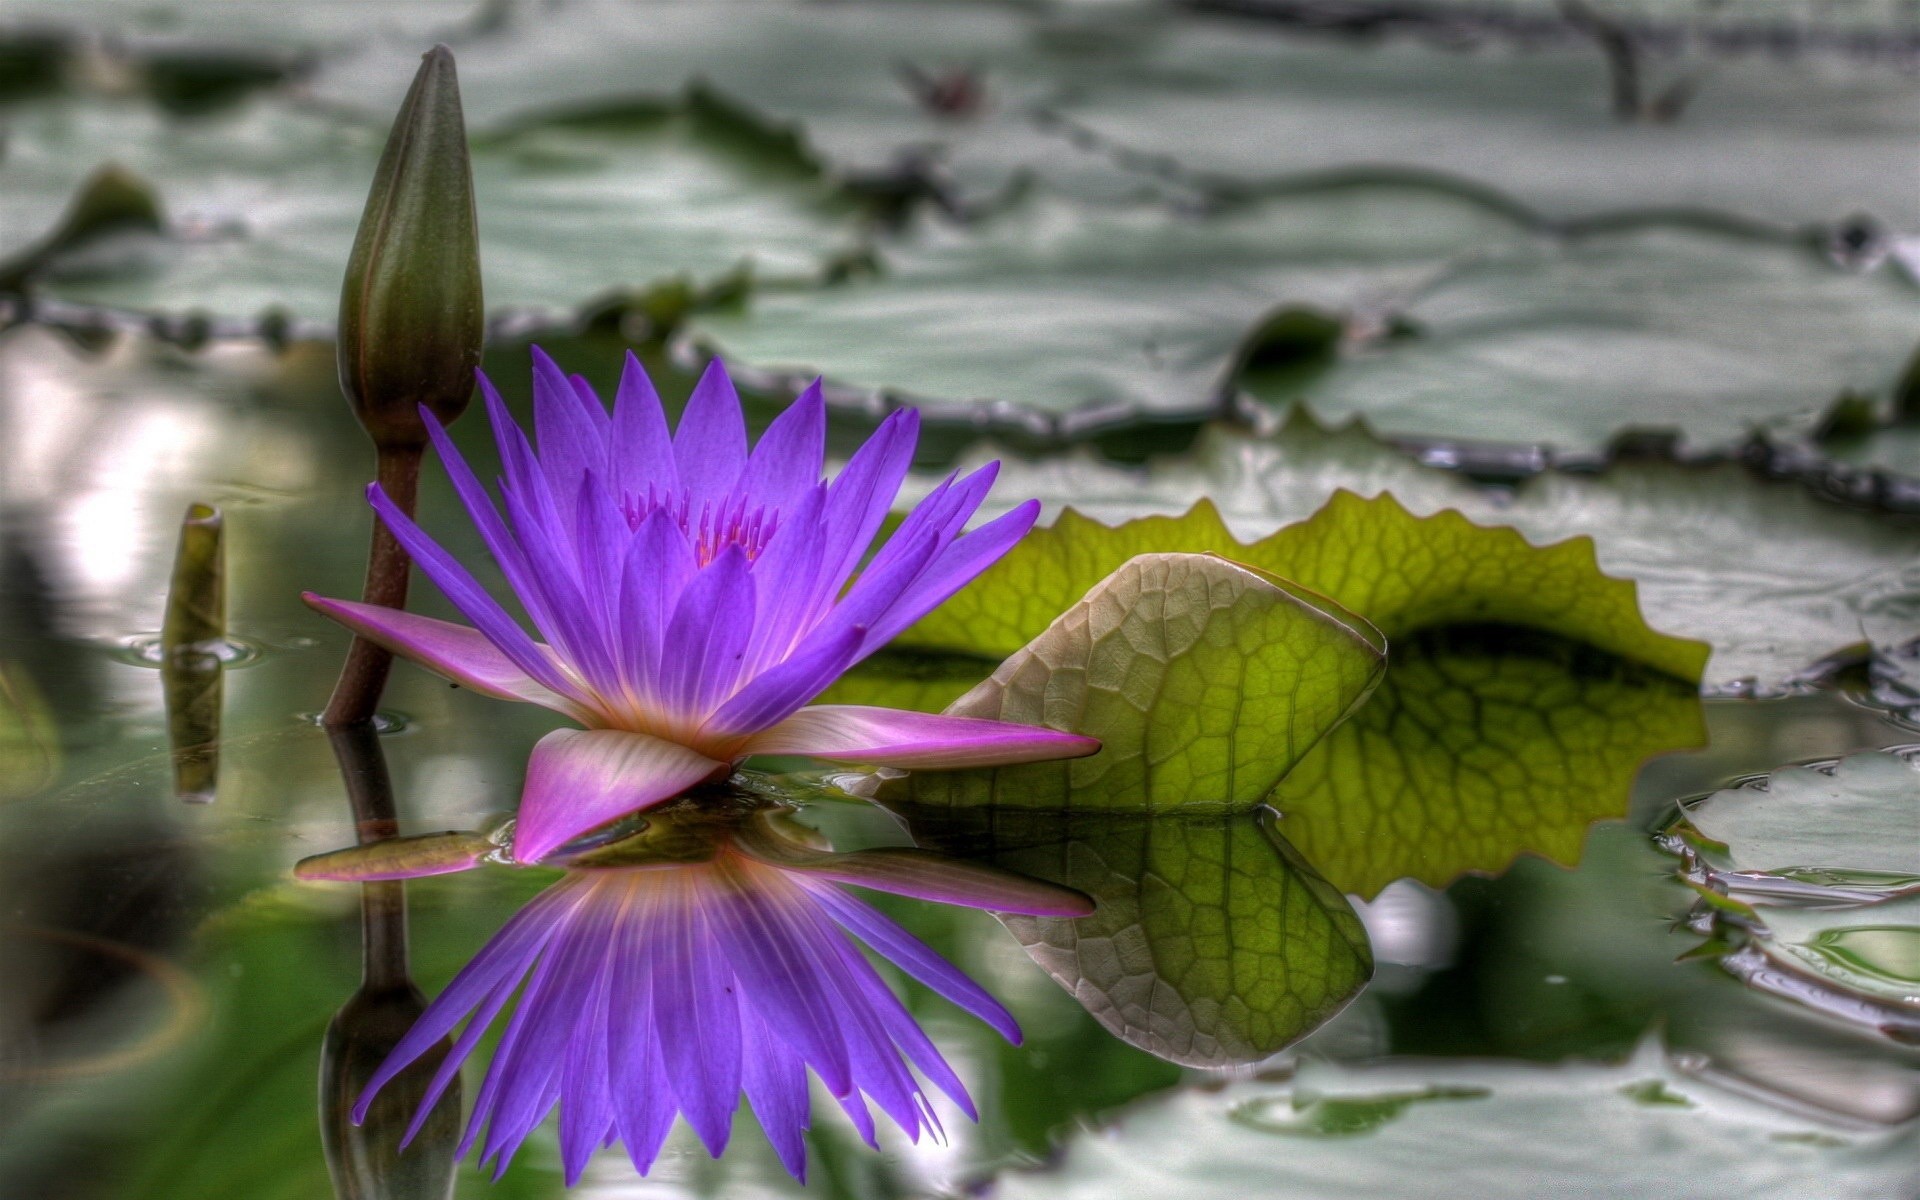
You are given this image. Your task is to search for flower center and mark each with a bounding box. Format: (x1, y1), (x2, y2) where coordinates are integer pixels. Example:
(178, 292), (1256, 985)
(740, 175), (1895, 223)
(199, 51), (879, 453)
(623, 486), (778, 567)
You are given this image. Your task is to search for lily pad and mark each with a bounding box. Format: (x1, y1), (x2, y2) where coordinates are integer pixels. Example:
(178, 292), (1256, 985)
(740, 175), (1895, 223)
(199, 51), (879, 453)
(985, 1041), (1920, 1200)
(1042, 15), (1920, 229)
(1752, 894), (1920, 1018)
(896, 552), (1386, 814)
(689, 184), (1518, 421)
(1256, 227), (1920, 451)
(894, 805), (1373, 1068)
(0, 88), (866, 321)
(888, 416), (1920, 689)
(1685, 751), (1920, 880)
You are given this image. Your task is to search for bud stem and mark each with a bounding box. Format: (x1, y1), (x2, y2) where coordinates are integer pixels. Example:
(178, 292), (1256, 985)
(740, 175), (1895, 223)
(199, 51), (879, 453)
(321, 443), (423, 728)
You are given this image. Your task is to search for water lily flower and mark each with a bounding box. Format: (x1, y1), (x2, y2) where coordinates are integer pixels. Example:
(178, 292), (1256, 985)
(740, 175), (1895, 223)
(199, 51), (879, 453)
(304, 349), (1098, 862)
(340, 800), (1093, 1183)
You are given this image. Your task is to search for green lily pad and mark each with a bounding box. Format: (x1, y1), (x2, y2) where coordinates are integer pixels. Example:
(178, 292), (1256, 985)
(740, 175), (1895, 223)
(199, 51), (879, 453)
(893, 805), (1373, 1068)
(896, 551), (1386, 814)
(1685, 751), (1920, 880)
(888, 416), (1920, 689)
(901, 484), (1706, 681)
(985, 1040), (1920, 1200)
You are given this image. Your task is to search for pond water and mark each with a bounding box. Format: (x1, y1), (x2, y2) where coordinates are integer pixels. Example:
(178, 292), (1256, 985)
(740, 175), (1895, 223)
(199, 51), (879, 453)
(4, 1), (1920, 1197)
(0, 327), (1914, 1198)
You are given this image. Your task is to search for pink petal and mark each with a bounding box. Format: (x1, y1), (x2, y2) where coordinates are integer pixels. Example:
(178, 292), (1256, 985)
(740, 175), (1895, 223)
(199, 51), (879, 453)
(303, 593), (593, 722)
(739, 705), (1100, 769)
(514, 729), (727, 863)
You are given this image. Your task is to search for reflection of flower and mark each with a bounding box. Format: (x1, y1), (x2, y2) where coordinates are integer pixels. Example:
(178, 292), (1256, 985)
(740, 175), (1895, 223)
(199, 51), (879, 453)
(354, 803), (1091, 1183)
(305, 350), (1097, 862)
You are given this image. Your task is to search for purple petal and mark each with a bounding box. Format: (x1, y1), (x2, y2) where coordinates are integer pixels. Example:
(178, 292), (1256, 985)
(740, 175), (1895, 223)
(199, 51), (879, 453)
(302, 594), (591, 720)
(611, 351), (680, 502)
(420, 404), (564, 645)
(807, 882), (1022, 1044)
(802, 408), (919, 630)
(571, 470), (628, 635)
(701, 624), (864, 742)
(496, 474), (622, 696)
(743, 705), (1099, 770)
(531, 345), (609, 522)
(673, 360), (748, 510)
(743, 379), (825, 517)
(616, 508), (696, 704)
(739, 483), (829, 673)
(513, 729), (726, 864)
(657, 546), (755, 719)
(857, 500), (1040, 657)
(362, 483), (586, 703)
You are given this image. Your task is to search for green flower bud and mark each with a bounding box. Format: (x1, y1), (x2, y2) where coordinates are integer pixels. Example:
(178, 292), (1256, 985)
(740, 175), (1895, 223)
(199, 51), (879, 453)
(338, 44), (483, 449)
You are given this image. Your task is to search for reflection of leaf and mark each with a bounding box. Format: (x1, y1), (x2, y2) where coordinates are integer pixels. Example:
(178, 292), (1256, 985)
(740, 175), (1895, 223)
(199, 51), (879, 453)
(989, 1040), (1919, 1200)
(1271, 626), (1705, 897)
(0, 663), (59, 802)
(896, 805), (1372, 1068)
(898, 552), (1385, 814)
(1685, 752), (1920, 881)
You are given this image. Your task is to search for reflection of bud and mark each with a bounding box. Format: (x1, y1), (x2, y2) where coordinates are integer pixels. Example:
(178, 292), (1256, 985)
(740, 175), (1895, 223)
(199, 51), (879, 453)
(337, 44), (482, 449)
(320, 885), (460, 1200)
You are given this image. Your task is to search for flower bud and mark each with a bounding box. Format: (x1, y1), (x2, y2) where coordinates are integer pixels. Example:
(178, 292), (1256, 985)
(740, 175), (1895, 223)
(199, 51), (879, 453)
(338, 44), (483, 448)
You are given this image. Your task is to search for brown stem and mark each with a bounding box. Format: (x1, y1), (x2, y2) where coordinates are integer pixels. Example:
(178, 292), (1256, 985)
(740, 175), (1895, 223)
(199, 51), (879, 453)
(321, 443), (423, 729)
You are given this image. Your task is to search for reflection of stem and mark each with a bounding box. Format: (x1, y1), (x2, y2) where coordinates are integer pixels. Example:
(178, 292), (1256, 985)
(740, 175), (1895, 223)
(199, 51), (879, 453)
(320, 724), (459, 1199)
(322, 445), (422, 729)
(328, 724), (409, 991)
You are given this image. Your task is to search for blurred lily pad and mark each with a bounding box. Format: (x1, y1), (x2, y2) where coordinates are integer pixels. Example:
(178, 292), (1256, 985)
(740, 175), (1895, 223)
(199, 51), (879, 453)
(1753, 895), (1920, 1018)
(986, 1040), (1920, 1200)
(1683, 751), (1920, 881)
(689, 184), (1515, 421)
(896, 805), (1372, 1067)
(0, 87), (868, 320)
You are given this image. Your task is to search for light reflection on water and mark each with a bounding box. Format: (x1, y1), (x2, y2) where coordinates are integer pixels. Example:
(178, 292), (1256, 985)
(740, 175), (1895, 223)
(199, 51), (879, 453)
(1, 327), (1917, 1198)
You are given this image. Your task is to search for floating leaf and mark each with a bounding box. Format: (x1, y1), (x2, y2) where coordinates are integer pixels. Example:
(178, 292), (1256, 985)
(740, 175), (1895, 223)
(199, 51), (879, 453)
(987, 1040), (1920, 1200)
(889, 416), (1920, 689)
(896, 804), (1372, 1068)
(1746, 895), (1920, 1027)
(901, 491), (1705, 681)
(1684, 752), (1920, 881)
(896, 552), (1385, 815)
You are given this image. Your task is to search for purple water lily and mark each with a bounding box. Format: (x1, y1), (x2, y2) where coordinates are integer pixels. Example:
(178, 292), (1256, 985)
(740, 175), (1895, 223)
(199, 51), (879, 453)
(346, 803), (1092, 1183)
(305, 349), (1097, 862)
